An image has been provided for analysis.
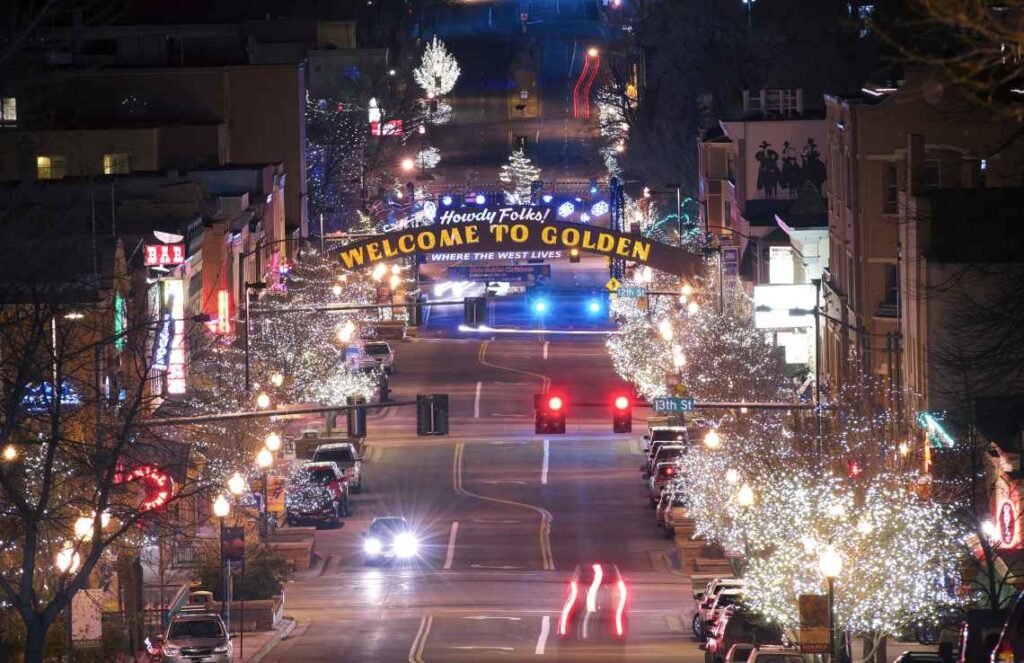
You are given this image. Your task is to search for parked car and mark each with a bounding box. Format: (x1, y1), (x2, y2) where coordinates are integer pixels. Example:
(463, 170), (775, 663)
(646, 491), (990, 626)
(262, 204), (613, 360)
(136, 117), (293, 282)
(157, 612), (232, 663)
(664, 491), (689, 538)
(364, 341), (395, 374)
(656, 489), (675, 527)
(953, 608), (1004, 663)
(704, 608), (783, 663)
(702, 588), (746, 638)
(285, 461), (350, 527)
(649, 462), (679, 507)
(694, 579), (747, 638)
(363, 516), (420, 565)
(312, 442), (363, 492)
(647, 443), (687, 478)
(556, 563), (628, 661)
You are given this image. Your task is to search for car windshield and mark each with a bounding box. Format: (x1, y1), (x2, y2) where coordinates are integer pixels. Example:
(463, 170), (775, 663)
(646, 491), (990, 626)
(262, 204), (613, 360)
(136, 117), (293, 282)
(365, 344), (389, 355)
(169, 619), (223, 639)
(308, 469), (336, 485)
(369, 518), (408, 536)
(651, 430), (686, 442)
(315, 447), (355, 464)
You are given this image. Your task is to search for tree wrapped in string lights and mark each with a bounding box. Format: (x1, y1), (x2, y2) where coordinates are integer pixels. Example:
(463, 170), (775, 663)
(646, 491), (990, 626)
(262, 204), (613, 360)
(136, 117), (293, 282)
(249, 249), (379, 406)
(499, 148), (542, 203)
(413, 37), (461, 98)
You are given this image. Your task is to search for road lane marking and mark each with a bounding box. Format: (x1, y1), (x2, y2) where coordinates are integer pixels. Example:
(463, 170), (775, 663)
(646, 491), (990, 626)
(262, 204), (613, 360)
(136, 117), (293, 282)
(477, 341), (551, 393)
(444, 521), (459, 570)
(542, 341), (549, 359)
(474, 381), (482, 418)
(453, 442), (555, 571)
(449, 646), (515, 651)
(408, 615), (433, 663)
(471, 519), (523, 523)
(463, 616), (522, 621)
(541, 439), (549, 485)
(535, 615), (551, 655)
(470, 564), (524, 570)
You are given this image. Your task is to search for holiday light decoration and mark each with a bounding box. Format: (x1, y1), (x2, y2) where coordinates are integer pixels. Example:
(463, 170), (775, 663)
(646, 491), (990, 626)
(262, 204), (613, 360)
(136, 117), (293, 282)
(413, 37), (461, 98)
(416, 146), (441, 170)
(499, 148), (542, 203)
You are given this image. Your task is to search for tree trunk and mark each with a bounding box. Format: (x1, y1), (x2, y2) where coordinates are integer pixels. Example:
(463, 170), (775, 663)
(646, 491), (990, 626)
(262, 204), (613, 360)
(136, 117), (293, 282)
(22, 618), (47, 663)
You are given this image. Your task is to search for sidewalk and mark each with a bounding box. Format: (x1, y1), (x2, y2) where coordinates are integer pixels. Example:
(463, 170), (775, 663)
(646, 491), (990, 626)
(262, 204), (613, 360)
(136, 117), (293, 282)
(234, 617), (295, 663)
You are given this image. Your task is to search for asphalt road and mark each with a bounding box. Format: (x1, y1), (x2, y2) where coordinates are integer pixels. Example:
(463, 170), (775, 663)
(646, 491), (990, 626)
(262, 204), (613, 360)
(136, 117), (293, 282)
(266, 334), (710, 662)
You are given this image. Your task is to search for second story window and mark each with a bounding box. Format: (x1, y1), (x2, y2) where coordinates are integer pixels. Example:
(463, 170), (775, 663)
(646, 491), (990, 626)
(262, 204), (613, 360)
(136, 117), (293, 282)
(36, 155), (66, 180)
(883, 162), (898, 214)
(103, 153), (131, 175)
(923, 159), (940, 190)
(0, 97), (16, 125)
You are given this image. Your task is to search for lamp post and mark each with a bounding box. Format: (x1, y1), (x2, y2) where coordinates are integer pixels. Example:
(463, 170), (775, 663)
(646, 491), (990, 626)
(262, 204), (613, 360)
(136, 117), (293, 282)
(225, 476), (247, 658)
(255, 448), (274, 539)
(55, 544), (81, 663)
(704, 429), (722, 450)
(819, 544), (843, 663)
(243, 281), (267, 395)
(213, 494), (231, 634)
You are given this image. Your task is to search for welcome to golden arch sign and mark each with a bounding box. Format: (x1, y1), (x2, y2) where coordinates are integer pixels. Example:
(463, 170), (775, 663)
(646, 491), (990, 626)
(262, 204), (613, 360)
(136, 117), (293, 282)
(337, 220), (703, 276)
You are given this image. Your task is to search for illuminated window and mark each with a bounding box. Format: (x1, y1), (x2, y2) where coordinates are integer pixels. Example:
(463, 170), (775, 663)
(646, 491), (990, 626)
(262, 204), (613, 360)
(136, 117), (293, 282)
(103, 153), (131, 175)
(0, 97), (16, 124)
(36, 155), (66, 180)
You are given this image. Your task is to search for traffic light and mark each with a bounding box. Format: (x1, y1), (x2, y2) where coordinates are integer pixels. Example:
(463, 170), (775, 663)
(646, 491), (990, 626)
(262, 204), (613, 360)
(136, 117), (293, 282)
(848, 459), (863, 479)
(347, 396), (367, 438)
(569, 247), (581, 263)
(534, 393), (566, 434)
(612, 394), (632, 433)
(417, 394), (449, 436)
(464, 296), (487, 327)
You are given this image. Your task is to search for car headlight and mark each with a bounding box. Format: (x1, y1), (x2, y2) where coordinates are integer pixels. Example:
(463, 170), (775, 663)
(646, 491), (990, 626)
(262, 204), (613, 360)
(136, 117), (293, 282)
(162, 645), (181, 656)
(364, 537), (382, 555)
(393, 532), (419, 558)
(213, 644), (230, 653)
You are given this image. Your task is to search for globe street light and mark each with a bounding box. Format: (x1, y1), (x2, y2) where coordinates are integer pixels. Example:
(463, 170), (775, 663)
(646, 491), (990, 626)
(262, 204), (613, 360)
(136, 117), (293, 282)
(227, 472), (247, 497)
(737, 483), (755, 508)
(658, 319), (673, 342)
(819, 544), (843, 663)
(2, 445), (16, 461)
(337, 320), (356, 344)
(401, 158), (415, 172)
(725, 468), (740, 485)
(55, 543), (80, 663)
(704, 429), (722, 449)
(687, 301), (700, 315)
(270, 373), (284, 387)
(256, 449), (274, 539)
(265, 432), (282, 452)
(212, 495), (231, 631)
(255, 392), (271, 409)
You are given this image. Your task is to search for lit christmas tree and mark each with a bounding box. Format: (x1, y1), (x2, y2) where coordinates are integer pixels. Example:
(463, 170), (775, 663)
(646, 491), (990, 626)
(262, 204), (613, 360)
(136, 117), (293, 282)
(413, 37), (461, 98)
(499, 148), (542, 203)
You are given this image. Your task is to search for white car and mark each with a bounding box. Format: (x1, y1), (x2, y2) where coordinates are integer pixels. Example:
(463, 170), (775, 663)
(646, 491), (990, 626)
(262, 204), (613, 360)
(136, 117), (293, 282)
(363, 342), (395, 374)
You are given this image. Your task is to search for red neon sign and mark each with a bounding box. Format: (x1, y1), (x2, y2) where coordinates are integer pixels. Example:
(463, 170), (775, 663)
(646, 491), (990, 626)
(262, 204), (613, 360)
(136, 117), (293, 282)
(1000, 501), (1017, 547)
(215, 289), (231, 335)
(144, 244), (186, 267)
(122, 465), (174, 512)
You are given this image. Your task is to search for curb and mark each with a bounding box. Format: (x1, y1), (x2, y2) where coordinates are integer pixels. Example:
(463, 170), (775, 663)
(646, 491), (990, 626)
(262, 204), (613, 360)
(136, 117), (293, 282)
(247, 616), (296, 663)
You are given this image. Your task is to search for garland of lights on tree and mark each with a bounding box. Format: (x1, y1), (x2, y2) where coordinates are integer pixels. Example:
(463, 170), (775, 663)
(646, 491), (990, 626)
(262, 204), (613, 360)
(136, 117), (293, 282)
(413, 37), (461, 98)
(499, 148), (542, 204)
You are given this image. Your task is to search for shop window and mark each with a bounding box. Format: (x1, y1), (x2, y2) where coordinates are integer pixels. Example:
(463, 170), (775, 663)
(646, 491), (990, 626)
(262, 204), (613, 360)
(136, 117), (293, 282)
(36, 155), (66, 180)
(103, 153), (131, 175)
(0, 97), (16, 125)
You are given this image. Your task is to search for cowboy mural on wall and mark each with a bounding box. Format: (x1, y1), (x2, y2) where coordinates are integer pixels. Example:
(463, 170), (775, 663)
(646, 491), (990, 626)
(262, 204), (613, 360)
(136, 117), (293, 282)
(756, 137), (827, 199)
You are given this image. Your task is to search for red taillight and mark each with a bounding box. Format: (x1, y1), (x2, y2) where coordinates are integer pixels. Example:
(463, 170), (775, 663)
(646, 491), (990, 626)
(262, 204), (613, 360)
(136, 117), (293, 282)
(559, 580), (578, 635)
(666, 467), (675, 475)
(614, 395), (629, 410)
(615, 579), (627, 636)
(548, 396), (564, 411)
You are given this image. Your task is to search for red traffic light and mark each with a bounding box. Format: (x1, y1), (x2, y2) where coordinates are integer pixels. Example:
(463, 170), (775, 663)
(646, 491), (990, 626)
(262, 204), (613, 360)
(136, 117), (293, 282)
(548, 396), (564, 411)
(614, 395), (630, 410)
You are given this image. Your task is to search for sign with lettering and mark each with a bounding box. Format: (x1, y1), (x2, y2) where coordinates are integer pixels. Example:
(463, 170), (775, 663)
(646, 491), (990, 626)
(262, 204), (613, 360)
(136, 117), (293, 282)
(447, 264), (551, 283)
(798, 594), (829, 654)
(144, 244), (185, 267)
(337, 220), (704, 277)
(652, 397), (695, 413)
(426, 250), (562, 262)
(438, 205), (552, 225)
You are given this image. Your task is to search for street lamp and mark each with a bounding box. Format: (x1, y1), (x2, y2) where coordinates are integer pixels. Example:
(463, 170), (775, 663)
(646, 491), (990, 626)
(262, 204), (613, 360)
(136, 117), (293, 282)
(255, 449), (274, 539)
(255, 392), (271, 409)
(704, 429), (722, 449)
(2, 445), (16, 461)
(725, 468), (740, 485)
(227, 472), (247, 497)
(212, 495), (231, 631)
(389, 274), (401, 291)
(819, 544), (843, 663)
(587, 47), (599, 57)
(401, 158), (415, 172)
(658, 319), (673, 342)
(55, 543), (80, 663)
(687, 301), (700, 315)
(264, 432), (282, 452)
(337, 320), (356, 344)
(269, 373), (284, 388)
(737, 483), (755, 508)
